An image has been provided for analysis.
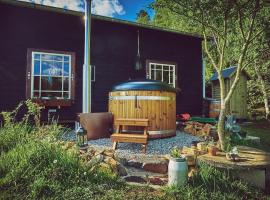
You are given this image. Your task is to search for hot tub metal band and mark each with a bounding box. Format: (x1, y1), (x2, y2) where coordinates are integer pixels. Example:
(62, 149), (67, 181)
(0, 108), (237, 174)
(121, 129), (175, 135)
(109, 96), (175, 101)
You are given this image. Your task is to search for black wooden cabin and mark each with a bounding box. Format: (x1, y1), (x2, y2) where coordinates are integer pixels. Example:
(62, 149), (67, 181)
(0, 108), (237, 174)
(0, 0), (203, 122)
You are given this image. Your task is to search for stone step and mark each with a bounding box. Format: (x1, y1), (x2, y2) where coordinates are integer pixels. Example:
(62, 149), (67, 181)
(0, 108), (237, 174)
(123, 166), (168, 186)
(124, 156), (169, 174)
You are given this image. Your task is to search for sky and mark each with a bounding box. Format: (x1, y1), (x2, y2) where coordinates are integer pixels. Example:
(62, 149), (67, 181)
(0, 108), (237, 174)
(18, 0), (154, 21)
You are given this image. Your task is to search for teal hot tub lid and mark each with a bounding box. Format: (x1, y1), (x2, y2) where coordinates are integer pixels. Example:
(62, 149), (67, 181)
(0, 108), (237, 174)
(111, 80), (177, 93)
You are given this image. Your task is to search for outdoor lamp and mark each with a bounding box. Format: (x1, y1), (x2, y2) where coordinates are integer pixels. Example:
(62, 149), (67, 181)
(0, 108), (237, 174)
(76, 126), (88, 148)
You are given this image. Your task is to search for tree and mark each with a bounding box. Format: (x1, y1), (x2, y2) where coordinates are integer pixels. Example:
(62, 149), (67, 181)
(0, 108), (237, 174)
(248, 37), (270, 119)
(152, 0), (270, 150)
(136, 9), (151, 24)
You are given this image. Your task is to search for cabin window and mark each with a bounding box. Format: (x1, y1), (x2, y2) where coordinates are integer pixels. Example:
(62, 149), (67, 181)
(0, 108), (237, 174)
(146, 60), (177, 87)
(26, 49), (75, 102)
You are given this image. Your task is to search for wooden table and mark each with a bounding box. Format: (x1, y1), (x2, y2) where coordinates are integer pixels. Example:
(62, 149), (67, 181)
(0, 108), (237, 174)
(198, 146), (270, 193)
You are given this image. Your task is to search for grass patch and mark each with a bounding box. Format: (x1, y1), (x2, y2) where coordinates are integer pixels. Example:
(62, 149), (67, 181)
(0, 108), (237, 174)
(164, 163), (268, 200)
(241, 120), (270, 152)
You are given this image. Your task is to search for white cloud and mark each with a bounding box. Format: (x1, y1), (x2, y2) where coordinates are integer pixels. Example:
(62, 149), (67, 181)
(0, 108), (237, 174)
(18, 0), (125, 17)
(91, 0), (125, 17)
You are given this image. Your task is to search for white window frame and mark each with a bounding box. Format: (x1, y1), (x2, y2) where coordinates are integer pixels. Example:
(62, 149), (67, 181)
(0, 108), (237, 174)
(31, 51), (72, 100)
(148, 62), (176, 87)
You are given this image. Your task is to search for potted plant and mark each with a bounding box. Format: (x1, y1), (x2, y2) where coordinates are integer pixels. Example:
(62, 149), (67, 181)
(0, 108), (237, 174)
(207, 140), (218, 156)
(168, 147), (188, 186)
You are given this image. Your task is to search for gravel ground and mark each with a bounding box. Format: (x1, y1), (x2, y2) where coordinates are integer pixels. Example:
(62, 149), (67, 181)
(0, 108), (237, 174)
(62, 130), (201, 158)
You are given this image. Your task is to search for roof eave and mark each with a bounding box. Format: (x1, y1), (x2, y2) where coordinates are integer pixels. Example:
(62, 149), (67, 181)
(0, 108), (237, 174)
(1, 0), (204, 39)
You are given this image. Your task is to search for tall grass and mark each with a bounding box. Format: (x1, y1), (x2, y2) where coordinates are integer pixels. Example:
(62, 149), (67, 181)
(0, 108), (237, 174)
(0, 101), (123, 199)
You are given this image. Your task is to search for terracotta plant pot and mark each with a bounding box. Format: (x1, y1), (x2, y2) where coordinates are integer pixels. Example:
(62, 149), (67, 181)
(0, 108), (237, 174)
(208, 146), (218, 156)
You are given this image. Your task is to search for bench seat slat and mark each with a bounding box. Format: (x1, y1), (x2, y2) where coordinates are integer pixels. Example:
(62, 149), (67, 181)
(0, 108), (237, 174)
(111, 134), (147, 144)
(115, 118), (149, 127)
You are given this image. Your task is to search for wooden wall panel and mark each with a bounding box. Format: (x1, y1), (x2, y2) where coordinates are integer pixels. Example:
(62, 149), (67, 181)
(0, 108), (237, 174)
(0, 2), (203, 120)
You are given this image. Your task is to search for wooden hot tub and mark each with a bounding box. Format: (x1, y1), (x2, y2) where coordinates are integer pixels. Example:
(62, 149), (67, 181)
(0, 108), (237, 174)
(108, 80), (177, 139)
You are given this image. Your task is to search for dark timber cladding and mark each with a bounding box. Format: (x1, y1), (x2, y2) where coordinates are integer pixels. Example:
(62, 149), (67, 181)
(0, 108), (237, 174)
(0, 0), (203, 120)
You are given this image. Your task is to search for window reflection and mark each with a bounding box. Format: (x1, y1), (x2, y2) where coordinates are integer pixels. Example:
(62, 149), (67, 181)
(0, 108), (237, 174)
(32, 52), (71, 99)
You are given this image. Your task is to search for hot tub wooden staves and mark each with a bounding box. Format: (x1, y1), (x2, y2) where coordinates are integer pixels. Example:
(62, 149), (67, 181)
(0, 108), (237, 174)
(108, 80), (177, 139)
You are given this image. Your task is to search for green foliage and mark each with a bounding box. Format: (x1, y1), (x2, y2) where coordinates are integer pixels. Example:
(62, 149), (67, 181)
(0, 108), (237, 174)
(170, 146), (181, 158)
(150, 0), (270, 117)
(136, 9), (151, 24)
(164, 163), (267, 200)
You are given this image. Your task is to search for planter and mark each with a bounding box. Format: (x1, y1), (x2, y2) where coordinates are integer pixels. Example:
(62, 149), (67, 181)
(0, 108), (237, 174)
(32, 99), (73, 107)
(208, 146), (218, 156)
(168, 157), (188, 186)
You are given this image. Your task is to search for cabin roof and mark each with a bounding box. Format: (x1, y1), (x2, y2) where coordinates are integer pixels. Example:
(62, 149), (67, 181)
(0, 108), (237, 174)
(210, 66), (251, 81)
(1, 0), (204, 39)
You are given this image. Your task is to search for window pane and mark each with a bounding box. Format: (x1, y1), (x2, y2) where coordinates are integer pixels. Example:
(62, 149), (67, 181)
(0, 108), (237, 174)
(156, 70), (162, 81)
(63, 92), (69, 99)
(41, 54), (54, 60)
(41, 92), (62, 99)
(170, 66), (174, 71)
(54, 55), (63, 61)
(163, 71), (169, 84)
(169, 71), (174, 84)
(64, 56), (69, 62)
(34, 60), (40, 75)
(150, 69), (155, 79)
(63, 77), (69, 91)
(156, 65), (162, 70)
(41, 61), (62, 76)
(41, 77), (62, 90)
(34, 76), (40, 90)
(163, 65), (170, 71)
(63, 62), (69, 76)
(34, 54), (40, 60)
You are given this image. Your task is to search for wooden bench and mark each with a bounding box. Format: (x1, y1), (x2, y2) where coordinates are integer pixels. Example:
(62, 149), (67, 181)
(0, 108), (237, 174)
(111, 118), (149, 153)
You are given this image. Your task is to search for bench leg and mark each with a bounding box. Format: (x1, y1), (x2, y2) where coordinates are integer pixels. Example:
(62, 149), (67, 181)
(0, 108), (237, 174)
(142, 144), (147, 153)
(113, 142), (118, 150)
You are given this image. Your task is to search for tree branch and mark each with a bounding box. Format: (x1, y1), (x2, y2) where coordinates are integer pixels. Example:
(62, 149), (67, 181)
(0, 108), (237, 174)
(225, 0), (260, 104)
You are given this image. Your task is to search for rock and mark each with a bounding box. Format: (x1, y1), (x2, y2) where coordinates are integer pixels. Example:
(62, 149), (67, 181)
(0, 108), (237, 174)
(126, 159), (143, 168)
(104, 157), (118, 168)
(103, 149), (115, 157)
(147, 176), (167, 186)
(94, 149), (105, 156)
(87, 154), (104, 166)
(123, 176), (147, 183)
(79, 149), (87, 154)
(117, 163), (128, 176)
(142, 160), (168, 174)
(114, 155), (128, 165)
